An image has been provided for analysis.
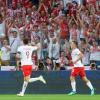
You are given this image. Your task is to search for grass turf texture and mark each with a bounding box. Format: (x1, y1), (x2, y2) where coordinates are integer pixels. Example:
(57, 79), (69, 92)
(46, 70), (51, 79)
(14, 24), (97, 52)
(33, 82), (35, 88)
(0, 94), (99, 100)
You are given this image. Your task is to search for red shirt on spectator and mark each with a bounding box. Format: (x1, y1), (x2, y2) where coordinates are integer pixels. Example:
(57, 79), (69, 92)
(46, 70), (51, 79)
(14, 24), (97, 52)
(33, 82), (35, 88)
(43, 0), (51, 8)
(52, 7), (60, 16)
(39, 12), (48, 23)
(60, 21), (69, 39)
(12, 0), (31, 8)
(86, 0), (96, 7)
(38, 3), (47, 13)
(86, 0), (96, 4)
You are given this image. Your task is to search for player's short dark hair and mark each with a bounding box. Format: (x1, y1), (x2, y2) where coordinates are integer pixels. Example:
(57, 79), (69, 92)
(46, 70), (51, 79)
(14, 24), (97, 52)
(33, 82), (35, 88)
(23, 38), (29, 45)
(72, 40), (78, 47)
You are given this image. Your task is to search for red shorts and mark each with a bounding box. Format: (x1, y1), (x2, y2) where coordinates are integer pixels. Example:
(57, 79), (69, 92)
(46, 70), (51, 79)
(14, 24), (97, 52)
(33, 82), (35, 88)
(71, 67), (86, 78)
(22, 65), (32, 77)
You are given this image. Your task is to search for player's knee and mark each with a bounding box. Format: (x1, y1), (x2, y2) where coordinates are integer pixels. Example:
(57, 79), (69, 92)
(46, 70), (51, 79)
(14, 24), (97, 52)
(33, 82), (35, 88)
(82, 77), (89, 82)
(24, 76), (30, 82)
(70, 76), (75, 81)
(25, 79), (29, 82)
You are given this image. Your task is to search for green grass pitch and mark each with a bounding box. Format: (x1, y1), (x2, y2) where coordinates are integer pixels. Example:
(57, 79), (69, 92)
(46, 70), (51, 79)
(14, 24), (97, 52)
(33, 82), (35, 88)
(0, 94), (100, 100)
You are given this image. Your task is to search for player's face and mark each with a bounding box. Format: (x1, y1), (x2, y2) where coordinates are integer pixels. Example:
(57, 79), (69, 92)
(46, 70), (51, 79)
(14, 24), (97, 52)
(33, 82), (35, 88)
(70, 42), (76, 49)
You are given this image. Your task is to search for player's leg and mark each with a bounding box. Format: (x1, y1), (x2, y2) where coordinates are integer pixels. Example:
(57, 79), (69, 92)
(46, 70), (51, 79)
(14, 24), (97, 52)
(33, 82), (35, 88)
(68, 68), (77, 95)
(17, 74), (46, 96)
(17, 65), (32, 96)
(79, 68), (94, 95)
(82, 76), (94, 95)
(29, 65), (46, 84)
(17, 75), (30, 96)
(29, 75), (46, 84)
(68, 76), (77, 95)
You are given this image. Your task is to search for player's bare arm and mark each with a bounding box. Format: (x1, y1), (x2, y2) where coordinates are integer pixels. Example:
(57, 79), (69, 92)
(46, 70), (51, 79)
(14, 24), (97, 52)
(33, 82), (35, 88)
(16, 52), (21, 70)
(16, 52), (21, 59)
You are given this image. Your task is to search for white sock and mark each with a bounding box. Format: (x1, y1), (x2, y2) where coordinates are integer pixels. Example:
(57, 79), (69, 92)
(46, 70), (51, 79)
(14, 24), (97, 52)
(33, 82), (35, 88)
(21, 81), (28, 94)
(71, 81), (76, 92)
(86, 81), (94, 90)
(29, 77), (40, 83)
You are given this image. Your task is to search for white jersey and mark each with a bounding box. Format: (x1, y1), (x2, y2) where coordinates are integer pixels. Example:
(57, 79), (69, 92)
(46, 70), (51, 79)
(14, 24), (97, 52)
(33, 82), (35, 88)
(71, 48), (84, 67)
(17, 45), (37, 66)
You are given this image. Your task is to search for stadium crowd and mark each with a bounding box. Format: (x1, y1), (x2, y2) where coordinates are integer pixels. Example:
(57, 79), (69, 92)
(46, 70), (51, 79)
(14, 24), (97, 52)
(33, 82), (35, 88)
(0, 0), (100, 70)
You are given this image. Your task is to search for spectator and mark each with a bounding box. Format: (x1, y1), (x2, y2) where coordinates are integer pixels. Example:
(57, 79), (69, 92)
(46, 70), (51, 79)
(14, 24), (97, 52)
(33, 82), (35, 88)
(31, 24), (41, 42)
(79, 39), (90, 66)
(90, 40), (100, 68)
(38, 60), (45, 70)
(69, 19), (80, 42)
(0, 49), (2, 66)
(59, 15), (69, 40)
(59, 51), (68, 70)
(40, 26), (49, 60)
(48, 37), (60, 60)
(45, 57), (54, 71)
(32, 50), (38, 71)
(49, 37), (60, 70)
(0, 0), (99, 70)
(0, 39), (11, 66)
(0, 14), (6, 45)
(90, 61), (96, 70)
(8, 29), (21, 66)
(35, 37), (42, 60)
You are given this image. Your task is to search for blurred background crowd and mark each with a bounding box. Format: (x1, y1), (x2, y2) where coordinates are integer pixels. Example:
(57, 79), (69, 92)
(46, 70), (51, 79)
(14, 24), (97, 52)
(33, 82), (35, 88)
(0, 0), (100, 70)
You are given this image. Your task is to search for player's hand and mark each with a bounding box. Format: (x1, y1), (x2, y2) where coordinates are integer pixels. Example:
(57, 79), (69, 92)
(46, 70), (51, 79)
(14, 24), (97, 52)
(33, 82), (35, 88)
(73, 60), (77, 64)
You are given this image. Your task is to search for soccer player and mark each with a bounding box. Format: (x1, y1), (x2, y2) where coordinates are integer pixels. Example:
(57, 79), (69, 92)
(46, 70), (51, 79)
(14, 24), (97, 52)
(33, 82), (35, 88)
(68, 40), (94, 95)
(16, 38), (46, 96)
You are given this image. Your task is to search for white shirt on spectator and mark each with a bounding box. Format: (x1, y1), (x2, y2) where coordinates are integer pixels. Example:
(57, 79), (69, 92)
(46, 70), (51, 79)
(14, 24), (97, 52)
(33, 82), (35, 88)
(70, 28), (80, 42)
(49, 42), (60, 59)
(82, 52), (90, 65)
(1, 46), (10, 60)
(31, 31), (41, 41)
(0, 21), (5, 37)
(9, 36), (21, 53)
(90, 46), (100, 61)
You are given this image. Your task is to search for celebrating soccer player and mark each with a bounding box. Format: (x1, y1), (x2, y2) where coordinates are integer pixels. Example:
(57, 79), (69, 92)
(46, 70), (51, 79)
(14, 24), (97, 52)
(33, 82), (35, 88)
(16, 38), (46, 96)
(68, 40), (94, 95)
